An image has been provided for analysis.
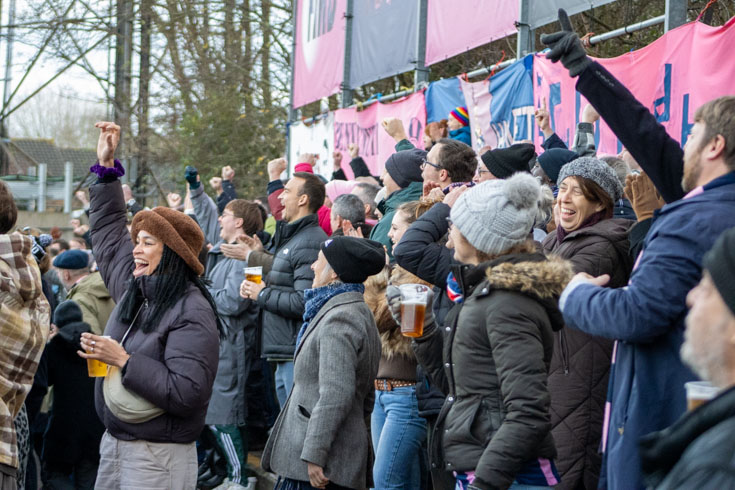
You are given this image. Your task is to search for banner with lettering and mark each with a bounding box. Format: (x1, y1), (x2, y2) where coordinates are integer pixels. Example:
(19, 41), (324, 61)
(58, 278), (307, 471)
(293, 0), (347, 108)
(533, 17), (735, 154)
(425, 0), (517, 67)
(288, 114), (335, 178)
(459, 55), (535, 151)
(350, 0), (419, 88)
(333, 92), (427, 178)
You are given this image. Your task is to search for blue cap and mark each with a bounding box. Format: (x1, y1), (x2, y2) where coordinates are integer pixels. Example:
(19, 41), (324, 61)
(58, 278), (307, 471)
(52, 249), (90, 270)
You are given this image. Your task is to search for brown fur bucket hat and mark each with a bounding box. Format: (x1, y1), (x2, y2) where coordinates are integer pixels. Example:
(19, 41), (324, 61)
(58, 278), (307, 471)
(130, 207), (205, 276)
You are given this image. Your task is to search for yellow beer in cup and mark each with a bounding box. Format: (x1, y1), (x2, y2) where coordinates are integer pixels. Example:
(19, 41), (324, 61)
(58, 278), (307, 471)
(244, 266), (263, 284)
(86, 335), (110, 377)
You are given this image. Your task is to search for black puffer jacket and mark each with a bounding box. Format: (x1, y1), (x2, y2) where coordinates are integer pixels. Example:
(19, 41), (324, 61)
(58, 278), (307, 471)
(393, 202), (455, 325)
(256, 214), (327, 359)
(393, 202), (456, 417)
(640, 386), (735, 489)
(413, 252), (572, 489)
(542, 219), (633, 490)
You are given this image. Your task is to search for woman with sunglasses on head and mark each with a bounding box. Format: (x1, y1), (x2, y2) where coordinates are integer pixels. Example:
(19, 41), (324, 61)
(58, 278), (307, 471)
(77, 122), (221, 489)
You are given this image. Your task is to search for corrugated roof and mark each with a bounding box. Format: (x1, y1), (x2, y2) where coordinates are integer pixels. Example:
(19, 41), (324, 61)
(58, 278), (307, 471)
(1, 139), (95, 178)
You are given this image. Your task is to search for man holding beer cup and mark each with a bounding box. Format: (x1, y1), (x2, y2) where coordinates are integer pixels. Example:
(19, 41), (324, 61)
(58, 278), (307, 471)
(640, 227), (735, 488)
(188, 166), (265, 488)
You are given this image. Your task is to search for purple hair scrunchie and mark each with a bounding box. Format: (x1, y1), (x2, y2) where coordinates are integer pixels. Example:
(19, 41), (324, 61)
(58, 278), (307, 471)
(90, 159), (125, 179)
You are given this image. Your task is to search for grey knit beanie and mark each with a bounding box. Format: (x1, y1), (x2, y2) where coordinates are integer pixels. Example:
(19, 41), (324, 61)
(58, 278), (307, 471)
(450, 173), (541, 255)
(557, 156), (623, 201)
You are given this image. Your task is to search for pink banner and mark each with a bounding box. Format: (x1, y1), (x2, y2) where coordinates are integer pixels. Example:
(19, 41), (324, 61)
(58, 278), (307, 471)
(533, 17), (735, 155)
(425, 0), (518, 67)
(293, 0), (347, 108)
(333, 92), (427, 178)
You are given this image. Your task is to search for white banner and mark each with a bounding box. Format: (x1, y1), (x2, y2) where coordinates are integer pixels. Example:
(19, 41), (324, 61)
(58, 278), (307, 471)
(288, 113), (335, 179)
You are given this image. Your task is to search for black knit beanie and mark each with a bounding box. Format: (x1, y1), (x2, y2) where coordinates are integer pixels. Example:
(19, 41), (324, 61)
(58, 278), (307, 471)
(703, 227), (735, 316)
(481, 143), (535, 180)
(54, 300), (84, 328)
(537, 148), (578, 184)
(384, 149), (426, 188)
(321, 237), (385, 284)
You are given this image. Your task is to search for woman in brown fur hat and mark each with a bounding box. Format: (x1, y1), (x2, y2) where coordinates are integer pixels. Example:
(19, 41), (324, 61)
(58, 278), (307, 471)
(76, 122), (221, 489)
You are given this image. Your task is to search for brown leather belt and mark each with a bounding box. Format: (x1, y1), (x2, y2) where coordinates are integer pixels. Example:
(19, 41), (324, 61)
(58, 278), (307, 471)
(374, 379), (416, 391)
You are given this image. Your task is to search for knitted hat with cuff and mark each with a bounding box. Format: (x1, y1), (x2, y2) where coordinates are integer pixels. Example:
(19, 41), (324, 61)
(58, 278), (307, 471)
(321, 236), (385, 284)
(557, 156), (623, 201)
(481, 143), (535, 180)
(538, 148), (577, 184)
(703, 227), (735, 317)
(131, 207), (205, 276)
(450, 172), (541, 255)
(384, 149), (426, 189)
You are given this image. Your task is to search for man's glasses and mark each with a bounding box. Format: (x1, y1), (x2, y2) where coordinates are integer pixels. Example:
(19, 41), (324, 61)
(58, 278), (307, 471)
(421, 160), (443, 170)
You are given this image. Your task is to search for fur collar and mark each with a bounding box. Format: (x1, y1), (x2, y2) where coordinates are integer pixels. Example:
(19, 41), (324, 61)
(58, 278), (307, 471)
(485, 255), (573, 299)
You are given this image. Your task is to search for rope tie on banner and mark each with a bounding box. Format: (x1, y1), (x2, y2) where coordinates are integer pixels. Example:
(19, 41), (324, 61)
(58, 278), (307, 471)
(696, 0), (718, 21)
(485, 50), (507, 80)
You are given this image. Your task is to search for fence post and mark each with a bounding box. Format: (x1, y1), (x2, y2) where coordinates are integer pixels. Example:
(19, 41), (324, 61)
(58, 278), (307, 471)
(665, 0), (688, 31)
(37, 163), (47, 212)
(64, 161), (73, 213)
(414, 0), (430, 87)
(516, 0), (534, 57)
(341, 0), (355, 108)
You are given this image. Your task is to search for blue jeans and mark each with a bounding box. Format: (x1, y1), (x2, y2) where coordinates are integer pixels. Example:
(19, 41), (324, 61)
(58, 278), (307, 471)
(274, 361), (294, 408)
(371, 386), (426, 489)
(456, 480), (551, 490)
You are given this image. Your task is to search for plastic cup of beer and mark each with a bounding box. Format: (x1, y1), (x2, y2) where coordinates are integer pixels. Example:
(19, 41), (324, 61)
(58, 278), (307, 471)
(399, 284), (430, 338)
(244, 266), (263, 284)
(685, 381), (720, 411)
(86, 336), (110, 378)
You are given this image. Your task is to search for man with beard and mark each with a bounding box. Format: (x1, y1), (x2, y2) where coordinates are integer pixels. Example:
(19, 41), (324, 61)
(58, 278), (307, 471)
(639, 228), (735, 489)
(545, 9), (735, 489)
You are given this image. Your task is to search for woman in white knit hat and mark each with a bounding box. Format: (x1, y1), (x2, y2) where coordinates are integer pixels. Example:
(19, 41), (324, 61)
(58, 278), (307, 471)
(388, 173), (573, 490)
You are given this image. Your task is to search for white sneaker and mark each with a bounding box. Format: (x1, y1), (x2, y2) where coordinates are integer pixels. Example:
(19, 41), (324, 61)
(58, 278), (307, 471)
(244, 476), (257, 490)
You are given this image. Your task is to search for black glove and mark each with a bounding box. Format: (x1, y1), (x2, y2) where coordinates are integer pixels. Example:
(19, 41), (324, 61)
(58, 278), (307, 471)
(540, 9), (591, 78)
(185, 165), (200, 189)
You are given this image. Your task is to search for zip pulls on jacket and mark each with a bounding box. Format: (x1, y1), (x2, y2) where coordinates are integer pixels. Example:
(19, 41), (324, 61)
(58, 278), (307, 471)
(559, 330), (570, 375)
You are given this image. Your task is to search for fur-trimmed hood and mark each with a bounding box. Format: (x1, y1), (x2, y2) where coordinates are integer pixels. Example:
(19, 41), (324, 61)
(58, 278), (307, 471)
(485, 255), (573, 300)
(483, 253), (573, 332)
(363, 264), (429, 360)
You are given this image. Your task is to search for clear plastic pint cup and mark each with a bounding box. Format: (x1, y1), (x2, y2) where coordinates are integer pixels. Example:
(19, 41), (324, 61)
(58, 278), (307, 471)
(685, 381), (720, 411)
(399, 284), (431, 338)
(86, 336), (111, 377)
(244, 266), (263, 284)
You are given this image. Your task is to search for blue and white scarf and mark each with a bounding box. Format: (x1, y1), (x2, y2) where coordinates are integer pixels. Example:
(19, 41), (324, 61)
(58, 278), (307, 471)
(295, 282), (365, 350)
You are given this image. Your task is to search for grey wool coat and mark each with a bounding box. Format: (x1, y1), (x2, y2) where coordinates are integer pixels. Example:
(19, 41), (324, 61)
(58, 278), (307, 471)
(261, 291), (381, 489)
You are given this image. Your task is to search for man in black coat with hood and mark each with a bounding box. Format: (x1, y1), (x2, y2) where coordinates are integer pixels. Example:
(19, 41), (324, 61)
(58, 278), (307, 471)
(42, 300), (105, 489)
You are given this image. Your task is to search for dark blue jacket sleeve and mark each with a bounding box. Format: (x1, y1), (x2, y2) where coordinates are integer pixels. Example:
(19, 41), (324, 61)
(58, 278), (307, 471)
(561, 222), (706, 343)
(541, 133), (568, 151)
(575, 62), (684, 203)
(393, 203), (455, 291)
